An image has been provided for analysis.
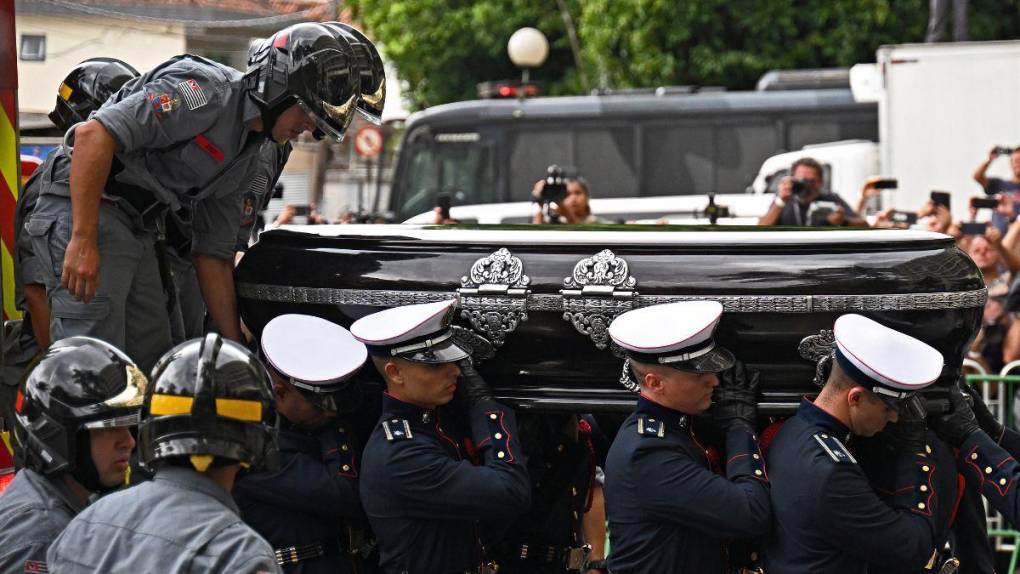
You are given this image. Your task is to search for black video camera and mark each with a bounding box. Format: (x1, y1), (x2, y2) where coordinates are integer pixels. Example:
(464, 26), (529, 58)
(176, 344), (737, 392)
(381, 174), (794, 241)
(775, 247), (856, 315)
(540, 164), (576, 205)
(791, 178), (813, 195)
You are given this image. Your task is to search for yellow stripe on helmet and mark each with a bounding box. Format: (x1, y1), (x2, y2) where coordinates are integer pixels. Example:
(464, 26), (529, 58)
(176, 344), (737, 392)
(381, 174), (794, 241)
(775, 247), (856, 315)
(58, 82), (73, 101)
(148, 394), (194, 415)
(215, 398), (263, 422)
(148, 395), (262, 422)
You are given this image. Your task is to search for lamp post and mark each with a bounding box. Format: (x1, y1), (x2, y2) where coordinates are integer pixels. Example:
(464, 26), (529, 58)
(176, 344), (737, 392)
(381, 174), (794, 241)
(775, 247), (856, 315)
(507, 27), (548, 101)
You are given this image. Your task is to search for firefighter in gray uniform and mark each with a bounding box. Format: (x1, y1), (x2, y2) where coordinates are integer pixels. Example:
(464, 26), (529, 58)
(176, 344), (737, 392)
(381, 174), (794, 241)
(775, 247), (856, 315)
(3, 58), (138, 424)
(29, 22), (363, 372)
(0, 337), (144, 573)
(46, 333), (281, 573)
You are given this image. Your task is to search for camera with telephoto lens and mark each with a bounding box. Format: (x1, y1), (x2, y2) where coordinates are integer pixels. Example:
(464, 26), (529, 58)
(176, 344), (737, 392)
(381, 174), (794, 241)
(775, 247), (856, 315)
(791, 178), (812, 195)
(540, 164), (575, 205)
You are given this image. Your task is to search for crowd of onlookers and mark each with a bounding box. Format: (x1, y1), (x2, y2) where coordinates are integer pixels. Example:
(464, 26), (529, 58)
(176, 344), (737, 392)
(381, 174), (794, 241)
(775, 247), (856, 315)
(754, 147), (1020, 374)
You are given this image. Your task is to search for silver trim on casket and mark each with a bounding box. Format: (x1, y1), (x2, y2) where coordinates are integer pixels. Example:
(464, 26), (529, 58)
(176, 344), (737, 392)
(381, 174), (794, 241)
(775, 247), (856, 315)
(561, 249), (638, 350)
(239, 283), (988, 314)
(456, 248), (530, 347)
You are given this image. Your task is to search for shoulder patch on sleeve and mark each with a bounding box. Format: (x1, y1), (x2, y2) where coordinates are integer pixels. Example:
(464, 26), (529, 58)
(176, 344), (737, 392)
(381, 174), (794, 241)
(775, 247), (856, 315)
(176, 78), (209, 110)
(381, 419), (413, 442)
(637, 416), (665, 438)
(813, 432), (857, 464)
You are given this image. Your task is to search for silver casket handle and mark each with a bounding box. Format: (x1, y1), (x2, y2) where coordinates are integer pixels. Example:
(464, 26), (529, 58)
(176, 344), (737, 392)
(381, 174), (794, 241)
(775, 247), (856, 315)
(799, 329), (835, 387)
(457, 248), (530, 347)
(560, 249), (638, 351)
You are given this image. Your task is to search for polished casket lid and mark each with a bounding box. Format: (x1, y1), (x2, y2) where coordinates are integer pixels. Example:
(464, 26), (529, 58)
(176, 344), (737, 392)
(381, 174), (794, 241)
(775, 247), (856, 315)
(237, 224), (983, 413)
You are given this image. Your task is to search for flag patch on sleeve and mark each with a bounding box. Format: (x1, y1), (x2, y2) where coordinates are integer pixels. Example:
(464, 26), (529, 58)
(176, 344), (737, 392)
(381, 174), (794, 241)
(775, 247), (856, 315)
(149, 93), (179, 118)
(176, 79), (208, 110)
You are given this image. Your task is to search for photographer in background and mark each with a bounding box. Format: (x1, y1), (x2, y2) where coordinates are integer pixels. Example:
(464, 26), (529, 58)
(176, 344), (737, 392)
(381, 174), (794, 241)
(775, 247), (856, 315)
(532, 165), (603, 224)
(758, 157), (867, 227)
(974, 146), (1020, 232)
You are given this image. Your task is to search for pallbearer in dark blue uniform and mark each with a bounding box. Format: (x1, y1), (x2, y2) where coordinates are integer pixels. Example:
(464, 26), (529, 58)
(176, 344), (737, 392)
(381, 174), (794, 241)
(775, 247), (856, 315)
(931, 378), (1020, 531)
(234, 314), (376, 573)
(352, 300), (531, 574)
(603, 301), (771, 574)
(764, 314), (944, 573)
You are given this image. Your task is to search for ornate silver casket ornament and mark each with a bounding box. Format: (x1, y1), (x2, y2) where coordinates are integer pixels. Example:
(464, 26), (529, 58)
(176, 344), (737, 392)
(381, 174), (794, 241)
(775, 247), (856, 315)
(561, 249), (638, 351)
(457, 248), (530, 347)
(798, 329), (836, 387)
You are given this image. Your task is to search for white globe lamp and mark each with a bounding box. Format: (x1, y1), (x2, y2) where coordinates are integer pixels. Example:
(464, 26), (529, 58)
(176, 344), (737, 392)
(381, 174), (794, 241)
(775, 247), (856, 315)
(507, 27), (548, 101)
(508, 27), (549, 68)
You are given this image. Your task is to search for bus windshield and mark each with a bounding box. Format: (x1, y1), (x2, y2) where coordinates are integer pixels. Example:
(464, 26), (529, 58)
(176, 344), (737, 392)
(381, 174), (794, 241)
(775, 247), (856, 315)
(394, 142), (495, 221)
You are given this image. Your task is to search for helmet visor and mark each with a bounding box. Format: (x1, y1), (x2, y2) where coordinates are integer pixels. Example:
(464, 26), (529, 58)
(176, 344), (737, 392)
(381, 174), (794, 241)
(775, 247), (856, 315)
(297, 48), (358, 142)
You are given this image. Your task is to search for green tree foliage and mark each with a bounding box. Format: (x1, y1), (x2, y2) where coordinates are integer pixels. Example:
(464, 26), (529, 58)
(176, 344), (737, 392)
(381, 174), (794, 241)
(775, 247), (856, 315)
(346, 0), (584, 109)
(579, 0), (1019, 90)
(349, 0), (1020, 109)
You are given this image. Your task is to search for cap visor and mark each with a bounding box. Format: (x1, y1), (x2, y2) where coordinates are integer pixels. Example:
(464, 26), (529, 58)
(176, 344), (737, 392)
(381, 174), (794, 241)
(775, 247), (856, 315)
(303, 391), (339, 413)
(397, 338), (470, 364)
(667, 346), (735, 374)
(874, 391), (921, 415)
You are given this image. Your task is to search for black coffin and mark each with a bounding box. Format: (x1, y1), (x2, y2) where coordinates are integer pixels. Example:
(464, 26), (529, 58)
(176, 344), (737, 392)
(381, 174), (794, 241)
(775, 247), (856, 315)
(236, 224), (985, 414)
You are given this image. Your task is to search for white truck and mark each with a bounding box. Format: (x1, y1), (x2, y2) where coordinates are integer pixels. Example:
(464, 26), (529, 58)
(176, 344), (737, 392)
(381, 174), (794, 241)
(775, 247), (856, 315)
(753, 40), (1020, 219)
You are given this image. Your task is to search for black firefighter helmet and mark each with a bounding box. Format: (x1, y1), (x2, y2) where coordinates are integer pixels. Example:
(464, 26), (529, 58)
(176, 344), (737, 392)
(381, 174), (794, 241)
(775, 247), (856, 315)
(48, 57), (139, 133)
(139, 333), (277, 473)
(321, 22), (386, 123)
(246, 22), (360, 142)
(13, 336), (146, 490)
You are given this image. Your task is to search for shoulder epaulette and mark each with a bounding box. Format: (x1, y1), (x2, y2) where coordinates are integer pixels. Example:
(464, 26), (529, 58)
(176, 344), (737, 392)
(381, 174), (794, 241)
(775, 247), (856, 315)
(637, 416), (665, 438)
(813, 432), (856, 464)
(381, 418), (413, 442)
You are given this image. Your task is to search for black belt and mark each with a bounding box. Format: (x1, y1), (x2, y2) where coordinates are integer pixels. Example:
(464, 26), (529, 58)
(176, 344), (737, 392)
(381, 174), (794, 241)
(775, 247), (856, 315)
(104, 180), (166, 229)
(494, 542), (589, 570)
(274, 540), (340, 566)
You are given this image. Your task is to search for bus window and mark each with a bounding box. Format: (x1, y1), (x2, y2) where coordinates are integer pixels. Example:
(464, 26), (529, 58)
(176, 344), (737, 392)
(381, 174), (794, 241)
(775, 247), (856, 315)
(395, 142), (494, 221)
(642, 125), (714, 196)
(715, 124), (778, 194)
(576, 127), (638, 198)
(508, 130), (573, 201)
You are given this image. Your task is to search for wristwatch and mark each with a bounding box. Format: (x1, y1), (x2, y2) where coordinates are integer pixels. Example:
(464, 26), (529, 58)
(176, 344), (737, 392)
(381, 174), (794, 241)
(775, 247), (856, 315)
(585, 558), (608, 573)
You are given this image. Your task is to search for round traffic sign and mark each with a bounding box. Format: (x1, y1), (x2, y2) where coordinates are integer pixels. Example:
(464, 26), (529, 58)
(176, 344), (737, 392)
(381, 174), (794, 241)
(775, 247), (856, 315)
(354, 125), (384, 157)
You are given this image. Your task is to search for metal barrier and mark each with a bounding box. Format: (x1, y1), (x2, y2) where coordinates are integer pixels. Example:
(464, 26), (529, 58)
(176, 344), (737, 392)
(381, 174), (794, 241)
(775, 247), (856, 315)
(966, 361), (1020, 571)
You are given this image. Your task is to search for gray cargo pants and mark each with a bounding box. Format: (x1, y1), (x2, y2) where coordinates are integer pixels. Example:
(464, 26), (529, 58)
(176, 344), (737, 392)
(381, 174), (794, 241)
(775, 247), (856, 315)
(26, 195), (172, 373)
(167, 248), (206, 344)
